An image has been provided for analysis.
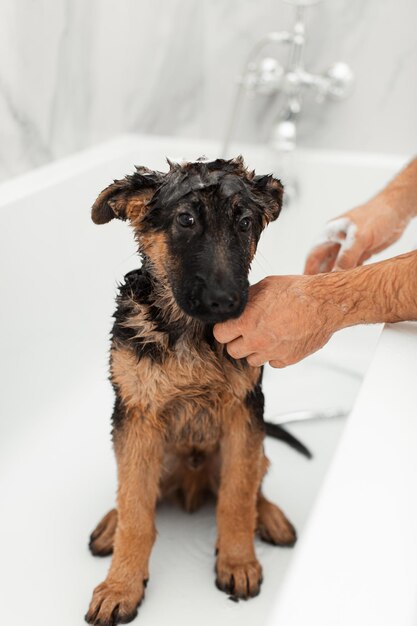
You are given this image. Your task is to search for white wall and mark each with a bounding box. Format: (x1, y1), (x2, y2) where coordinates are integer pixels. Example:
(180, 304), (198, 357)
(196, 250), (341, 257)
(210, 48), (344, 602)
(202, 0), (417, 155)
(0, 0), (416, 181)
(0, 0), (204, 180)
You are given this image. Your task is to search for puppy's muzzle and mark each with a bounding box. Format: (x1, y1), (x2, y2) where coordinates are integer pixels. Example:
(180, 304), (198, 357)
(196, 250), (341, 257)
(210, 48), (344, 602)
(201, 285), (239, 316)
(187, 275), (246, 323)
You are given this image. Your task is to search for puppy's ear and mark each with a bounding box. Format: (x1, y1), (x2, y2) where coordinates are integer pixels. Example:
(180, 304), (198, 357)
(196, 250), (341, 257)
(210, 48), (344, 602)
(253, 174), (284, 224)
(92, 167), (164, 225)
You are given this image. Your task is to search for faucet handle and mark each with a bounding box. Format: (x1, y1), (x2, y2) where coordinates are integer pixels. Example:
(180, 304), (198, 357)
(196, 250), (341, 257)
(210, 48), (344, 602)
(244, 57), (285, 95)
(324, 62), (355, 100)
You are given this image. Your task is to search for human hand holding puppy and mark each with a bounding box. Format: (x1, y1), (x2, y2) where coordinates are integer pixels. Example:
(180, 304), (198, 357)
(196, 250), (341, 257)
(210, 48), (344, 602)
(214, 157), (417, 367)
(213, 274), (341, 368)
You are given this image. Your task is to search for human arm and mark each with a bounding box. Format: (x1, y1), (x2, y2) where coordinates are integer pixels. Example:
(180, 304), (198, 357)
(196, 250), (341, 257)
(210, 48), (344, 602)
(214, 250), (417, 368)
(305, 157), (417, 274)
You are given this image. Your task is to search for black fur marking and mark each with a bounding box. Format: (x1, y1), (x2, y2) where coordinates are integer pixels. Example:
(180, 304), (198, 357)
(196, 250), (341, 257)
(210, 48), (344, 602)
(123, 268), (153, 302)
(245, 383), (265, 425)
(111, 389), (126, 431)
(202, 323), (217, 352)
(112, 268), (165, 363)
(140, 159), (282, 237)
(244, 380), (265, 433)
(145, 304), (184, 349)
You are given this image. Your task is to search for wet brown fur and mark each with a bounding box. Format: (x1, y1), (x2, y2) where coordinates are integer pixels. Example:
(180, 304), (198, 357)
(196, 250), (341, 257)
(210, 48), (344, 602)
(86, 158), (295, 626)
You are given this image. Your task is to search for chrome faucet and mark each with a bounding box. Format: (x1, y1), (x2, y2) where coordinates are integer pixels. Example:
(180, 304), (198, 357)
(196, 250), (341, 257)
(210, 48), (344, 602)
(222, 0), (354, 157)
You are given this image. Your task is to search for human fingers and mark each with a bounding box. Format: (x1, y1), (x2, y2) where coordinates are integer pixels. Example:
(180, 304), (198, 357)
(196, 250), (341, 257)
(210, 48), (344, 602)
(358, 250), (373, 266)
(246, 353), (266, 367)
(269, 359), (286, 368)
(213, 318), (242, 344)
(304, 242), (340, 274)
(225, 337), (253, 360)
(333, 236), (366, 271)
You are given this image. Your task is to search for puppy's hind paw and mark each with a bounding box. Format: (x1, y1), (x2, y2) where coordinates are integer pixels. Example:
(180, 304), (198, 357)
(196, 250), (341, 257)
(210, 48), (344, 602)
(89, 509), (117, 557)
(257, 497), (297, 547)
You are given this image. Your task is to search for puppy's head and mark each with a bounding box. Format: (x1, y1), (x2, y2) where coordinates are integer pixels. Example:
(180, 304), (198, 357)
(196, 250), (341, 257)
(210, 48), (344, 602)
(92, 157), (283, 323)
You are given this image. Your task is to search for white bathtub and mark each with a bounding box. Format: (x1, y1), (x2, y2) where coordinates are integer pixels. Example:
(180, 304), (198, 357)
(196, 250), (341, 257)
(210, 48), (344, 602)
(1, 134), (416, 626)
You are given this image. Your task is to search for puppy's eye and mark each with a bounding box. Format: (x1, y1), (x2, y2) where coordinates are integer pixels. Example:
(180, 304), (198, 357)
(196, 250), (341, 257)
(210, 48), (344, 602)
(239, 216), (251, 232)
(177, 212), (195, 228)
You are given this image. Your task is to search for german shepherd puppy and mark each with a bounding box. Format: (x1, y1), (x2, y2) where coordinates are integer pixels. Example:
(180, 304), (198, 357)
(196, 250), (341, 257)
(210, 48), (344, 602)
(85, 157), (309, 626)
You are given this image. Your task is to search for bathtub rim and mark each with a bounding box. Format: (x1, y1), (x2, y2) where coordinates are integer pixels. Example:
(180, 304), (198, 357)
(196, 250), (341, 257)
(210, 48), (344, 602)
(0, 132), (410, 209)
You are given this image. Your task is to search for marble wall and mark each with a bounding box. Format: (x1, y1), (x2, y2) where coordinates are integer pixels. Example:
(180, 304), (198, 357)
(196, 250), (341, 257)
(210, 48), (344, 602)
(0, 0), (416, 181)
(0, 0), (205, 180)
(202, 0), (417, 155)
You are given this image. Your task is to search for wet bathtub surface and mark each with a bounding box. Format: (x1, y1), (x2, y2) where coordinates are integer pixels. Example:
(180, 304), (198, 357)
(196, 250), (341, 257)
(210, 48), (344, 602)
(1, 372), (346, 626)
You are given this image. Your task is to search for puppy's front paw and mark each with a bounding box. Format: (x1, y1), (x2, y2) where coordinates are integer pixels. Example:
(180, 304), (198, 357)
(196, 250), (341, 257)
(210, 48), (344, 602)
(215, 556), (262, 600)
(85, 578), (146, 626)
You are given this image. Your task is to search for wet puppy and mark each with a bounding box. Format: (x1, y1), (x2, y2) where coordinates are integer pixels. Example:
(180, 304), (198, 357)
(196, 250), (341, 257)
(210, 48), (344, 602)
(85, 156), (306, 626)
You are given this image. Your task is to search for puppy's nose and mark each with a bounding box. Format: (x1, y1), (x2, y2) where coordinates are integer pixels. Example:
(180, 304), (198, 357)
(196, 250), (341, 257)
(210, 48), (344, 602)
(201, 287), (239, 315)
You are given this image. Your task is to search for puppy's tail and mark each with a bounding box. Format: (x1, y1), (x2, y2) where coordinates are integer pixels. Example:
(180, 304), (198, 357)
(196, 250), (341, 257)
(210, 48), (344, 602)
(264, 421), (312, 459)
